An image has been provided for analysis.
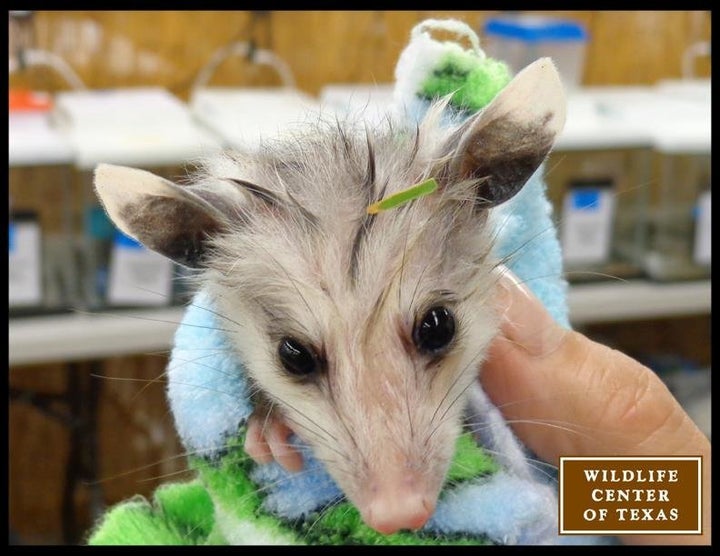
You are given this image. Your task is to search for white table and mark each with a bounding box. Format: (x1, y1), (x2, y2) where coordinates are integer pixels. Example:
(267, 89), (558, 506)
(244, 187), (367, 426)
(556, 83), (711, 153)
(555, 87), (656, 151)
(9, 111), (75, 167)
(190, 87), (321, 150)
(319, 83), (396, 127)
(52, 87), (221, 169)
(652, 79), (711, 155)
(9, 280), (711, 367)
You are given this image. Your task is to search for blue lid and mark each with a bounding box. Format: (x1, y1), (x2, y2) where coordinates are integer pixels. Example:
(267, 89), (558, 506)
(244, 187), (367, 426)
(114, 229), (144, 249)
(85, 205), (116, 240)
(484, 16), (588, 43)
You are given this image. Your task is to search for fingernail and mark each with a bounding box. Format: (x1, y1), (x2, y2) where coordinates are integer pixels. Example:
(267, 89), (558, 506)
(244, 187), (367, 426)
(493, 265), (567, 356)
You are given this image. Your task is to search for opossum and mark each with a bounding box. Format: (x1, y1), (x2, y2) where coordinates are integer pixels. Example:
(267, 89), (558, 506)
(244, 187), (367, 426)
(94, 58), (566, 536)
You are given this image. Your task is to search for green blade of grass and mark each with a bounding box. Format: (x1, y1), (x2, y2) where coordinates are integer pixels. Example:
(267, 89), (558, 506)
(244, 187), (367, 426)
(367, 178), (438, 214)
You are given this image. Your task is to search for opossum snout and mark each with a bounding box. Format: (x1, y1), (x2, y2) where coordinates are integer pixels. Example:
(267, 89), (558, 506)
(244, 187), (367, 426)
(360, 471), (436, 535)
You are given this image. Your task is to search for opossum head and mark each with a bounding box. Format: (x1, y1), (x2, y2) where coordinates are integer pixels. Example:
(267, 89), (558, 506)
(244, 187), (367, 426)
(94, 58), (565, 534)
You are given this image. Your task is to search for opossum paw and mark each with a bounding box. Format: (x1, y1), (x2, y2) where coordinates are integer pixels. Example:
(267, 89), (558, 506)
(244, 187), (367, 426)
(245, 410), (305, 472)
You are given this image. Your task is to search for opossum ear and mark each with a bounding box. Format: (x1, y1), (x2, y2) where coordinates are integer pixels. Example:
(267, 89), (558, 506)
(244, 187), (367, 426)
(94, 164), (239, 268)
(447, 57), (566, 208)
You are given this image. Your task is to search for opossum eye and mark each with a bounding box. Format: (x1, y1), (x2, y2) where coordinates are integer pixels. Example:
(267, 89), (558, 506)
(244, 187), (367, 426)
(278, 337), (319, 376)
(414, 306), (456, 355)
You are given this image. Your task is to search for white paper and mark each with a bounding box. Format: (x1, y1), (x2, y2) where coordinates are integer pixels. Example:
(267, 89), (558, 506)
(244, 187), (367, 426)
(9, 221), (43, 306)
(561, 187), (616, 265)
(693, 190), (711, 265)
(107, 235), (174, 306)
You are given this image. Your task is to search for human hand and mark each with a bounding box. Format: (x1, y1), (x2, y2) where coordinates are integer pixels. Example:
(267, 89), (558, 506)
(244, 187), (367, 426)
(481, 269), (711, 545)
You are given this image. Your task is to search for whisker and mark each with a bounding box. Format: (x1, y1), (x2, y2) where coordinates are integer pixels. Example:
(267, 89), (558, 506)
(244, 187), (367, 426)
(251, 241), (323, 332)
(185, 299), (247, 330)
(477, 446), (559, 484)
(284, 417), (349, 463)
(427, 335), (494, 436)
(71, 307), (234, 334)
(253, 394), (348, 464)
(397, 190), (419, 310)
(326, 380), (367, 473)
(474, 418), (598, 442)
(136, 466), (197, 483)
(89, 445), (226, 485)
(426, 373), (481, 446)
(562, 269), (629, 282)
(487, 385), (635, 413)
(303, 497), (347, 538)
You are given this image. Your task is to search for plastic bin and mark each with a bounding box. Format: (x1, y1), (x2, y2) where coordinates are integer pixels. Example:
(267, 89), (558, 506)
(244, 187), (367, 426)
(9, 100), (80, 315)
(642, 81), (710, 281)
(545, 147), (651, 283)
(482, 15), (588, 90)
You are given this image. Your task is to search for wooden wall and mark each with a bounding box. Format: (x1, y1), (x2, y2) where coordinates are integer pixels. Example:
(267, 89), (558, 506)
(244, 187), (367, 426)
(8, 10), (712, 545)
(10, 11), (712, 98)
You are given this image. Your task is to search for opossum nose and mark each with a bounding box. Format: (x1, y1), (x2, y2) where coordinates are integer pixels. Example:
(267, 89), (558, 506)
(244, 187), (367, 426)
(363, 490), (435, 535)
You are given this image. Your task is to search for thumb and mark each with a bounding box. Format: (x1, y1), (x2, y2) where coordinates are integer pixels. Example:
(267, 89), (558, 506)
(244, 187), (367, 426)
(481, 269), (707, 464)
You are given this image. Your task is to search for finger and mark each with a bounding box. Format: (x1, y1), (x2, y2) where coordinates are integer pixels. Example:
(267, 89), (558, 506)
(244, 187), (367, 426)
(491, 265), (569, 357)
(482, 267), (705, 462)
